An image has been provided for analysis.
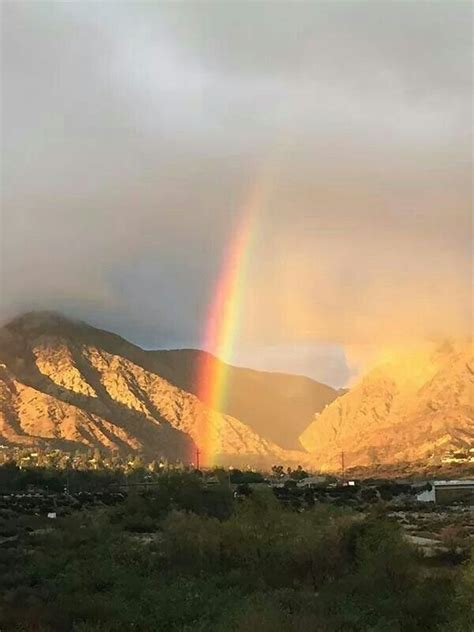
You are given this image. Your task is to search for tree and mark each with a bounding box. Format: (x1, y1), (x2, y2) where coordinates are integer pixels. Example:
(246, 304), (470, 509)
(271, 465), (285, 479)
(288, 465), (309, 481)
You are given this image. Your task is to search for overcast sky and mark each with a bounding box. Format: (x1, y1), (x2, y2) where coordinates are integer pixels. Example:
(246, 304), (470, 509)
(1, 1), (472, 386)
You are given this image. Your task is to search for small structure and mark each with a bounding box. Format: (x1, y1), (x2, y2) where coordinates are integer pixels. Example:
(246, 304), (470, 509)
(416, 485), (436, 503)
(47, 512), (57, 519)
(416, 480), (474, 505)
(296, 475), (328, 489)
(270, 475), (292, 489)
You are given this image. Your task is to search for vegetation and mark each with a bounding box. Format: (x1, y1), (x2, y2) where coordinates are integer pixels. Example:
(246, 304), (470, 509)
(0, 467), (472, 631)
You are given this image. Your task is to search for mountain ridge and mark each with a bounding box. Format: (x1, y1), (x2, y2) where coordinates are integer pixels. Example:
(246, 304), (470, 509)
(300, 341), (474, 470)
(0, 311), (336, 466)
(1, 312), (471, 472)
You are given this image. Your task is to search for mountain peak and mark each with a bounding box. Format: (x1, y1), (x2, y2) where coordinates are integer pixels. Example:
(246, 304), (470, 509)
(300, 341), (473, 470)
(6, 310), (85, 332)
(0, 313), (339, 463)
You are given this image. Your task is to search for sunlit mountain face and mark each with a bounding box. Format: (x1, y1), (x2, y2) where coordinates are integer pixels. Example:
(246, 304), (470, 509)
(0, 312), (340, 467)
(0, 313), (472, 472)
(300, 340), (474, 470)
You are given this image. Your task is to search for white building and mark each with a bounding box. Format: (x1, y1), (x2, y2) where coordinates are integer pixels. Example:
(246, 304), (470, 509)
(416, 480), (474, 504)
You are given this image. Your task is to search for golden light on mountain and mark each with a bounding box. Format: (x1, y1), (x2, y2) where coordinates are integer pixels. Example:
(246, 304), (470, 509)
(0, 313), (472, 472)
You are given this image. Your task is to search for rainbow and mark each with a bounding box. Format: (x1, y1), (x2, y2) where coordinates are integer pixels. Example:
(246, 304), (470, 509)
(194, 183), (264, 467)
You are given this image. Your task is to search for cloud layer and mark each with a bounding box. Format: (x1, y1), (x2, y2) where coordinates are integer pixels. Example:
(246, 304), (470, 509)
(1, 2), (472, 385)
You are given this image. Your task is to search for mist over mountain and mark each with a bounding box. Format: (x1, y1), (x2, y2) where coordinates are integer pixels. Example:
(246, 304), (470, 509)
(300, 341), (474, 470)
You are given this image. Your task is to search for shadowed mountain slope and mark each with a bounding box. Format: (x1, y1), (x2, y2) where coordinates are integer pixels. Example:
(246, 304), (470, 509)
(0, 312), (334, 464)
(147, 348), (338, 449)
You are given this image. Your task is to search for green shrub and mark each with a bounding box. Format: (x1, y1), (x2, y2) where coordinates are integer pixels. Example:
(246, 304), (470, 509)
(0, 477), (466, 632)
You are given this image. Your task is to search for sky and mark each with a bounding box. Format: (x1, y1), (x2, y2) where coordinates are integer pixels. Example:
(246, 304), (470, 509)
(1, 1), (472, 387)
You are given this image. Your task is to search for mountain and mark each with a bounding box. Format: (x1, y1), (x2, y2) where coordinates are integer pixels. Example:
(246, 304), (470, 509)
(2, 311), (470, 473)
(145, 349), (338, 449)
(0, 311), (336, 466)
(300, 342), (474, 470)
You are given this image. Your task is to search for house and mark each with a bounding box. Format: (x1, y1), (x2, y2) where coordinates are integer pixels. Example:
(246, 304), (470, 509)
(416, 480), (474, 505)
(416, 485), (436, 503)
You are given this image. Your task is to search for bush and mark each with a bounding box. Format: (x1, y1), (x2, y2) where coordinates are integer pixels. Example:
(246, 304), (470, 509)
(0, 475), (466, 632)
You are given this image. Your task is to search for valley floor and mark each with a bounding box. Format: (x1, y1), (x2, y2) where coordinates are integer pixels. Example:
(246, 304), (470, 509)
(0, 467), (473, 632)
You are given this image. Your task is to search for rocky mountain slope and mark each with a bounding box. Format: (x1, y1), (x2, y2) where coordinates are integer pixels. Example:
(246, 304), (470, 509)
(301, 342), (474, 470)
(0, 312), (335, 466)
(145, 348), (338, 449)
(2, 312), (471, 472)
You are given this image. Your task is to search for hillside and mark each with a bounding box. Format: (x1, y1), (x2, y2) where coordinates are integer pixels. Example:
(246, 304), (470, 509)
(0, 312), (333, 466)
(300, 342), (474, 470)
(147, 348), (338, 449)
(2, 312), (471, 473)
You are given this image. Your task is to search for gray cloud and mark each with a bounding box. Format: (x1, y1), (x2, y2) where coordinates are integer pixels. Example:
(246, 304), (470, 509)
(1, 1), (472, 385)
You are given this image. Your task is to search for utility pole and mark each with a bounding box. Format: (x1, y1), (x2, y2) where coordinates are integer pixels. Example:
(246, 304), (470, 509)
(196, 448), (200, 471)
(341, 451), (345, 484)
